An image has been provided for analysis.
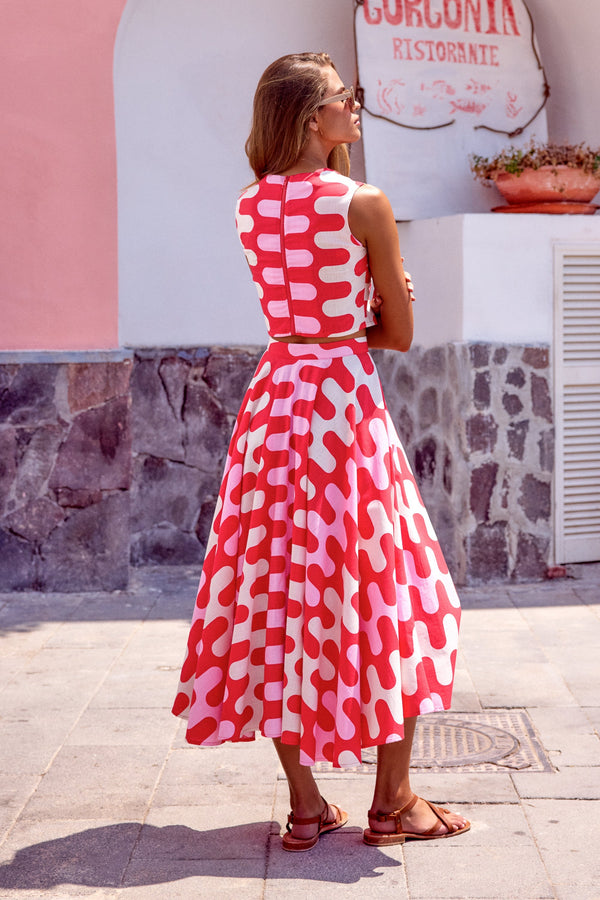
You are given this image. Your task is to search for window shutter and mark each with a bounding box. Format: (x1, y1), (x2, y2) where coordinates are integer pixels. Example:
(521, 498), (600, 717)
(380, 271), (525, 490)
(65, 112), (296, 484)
(553, 245), (600, 564)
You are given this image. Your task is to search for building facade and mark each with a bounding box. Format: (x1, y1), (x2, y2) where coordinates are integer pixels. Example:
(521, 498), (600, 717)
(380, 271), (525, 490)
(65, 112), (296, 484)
(1, 0), (599, 589)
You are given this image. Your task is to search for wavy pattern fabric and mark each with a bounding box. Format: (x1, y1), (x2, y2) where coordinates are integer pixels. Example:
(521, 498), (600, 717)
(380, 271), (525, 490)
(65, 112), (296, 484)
(172, 169), (461, 767)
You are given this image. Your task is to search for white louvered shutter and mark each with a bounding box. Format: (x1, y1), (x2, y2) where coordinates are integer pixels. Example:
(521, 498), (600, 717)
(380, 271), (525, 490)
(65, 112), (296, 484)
(553, 245), (600, 564)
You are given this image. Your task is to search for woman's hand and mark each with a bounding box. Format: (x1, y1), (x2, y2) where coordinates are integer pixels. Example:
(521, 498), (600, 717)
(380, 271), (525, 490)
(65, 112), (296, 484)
(349, 185), (414, 351)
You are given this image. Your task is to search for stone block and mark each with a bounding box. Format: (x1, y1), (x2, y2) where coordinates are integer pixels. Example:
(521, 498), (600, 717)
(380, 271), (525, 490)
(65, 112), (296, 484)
(414, 437), (436, 485)
(39, 493), (129, 591)
(54, 488), (103, 508)
(467, 522), (508, 581)
(0, 427), (17, 515)
(420, 346), (446, 376)
(67, 360), (132, 413)
(0, 364), (57, 426)
(506, 367), (526, 388)
(519, 474), (551, 522)
(531, 372), (552, 422)
(392, 363), (415, 399)
(12, 423), (65, 504)
(4, 498), (65, 542)
(158, 355), (190, 420)
(538, 428), (555, 472)
(441, 388), (454, 430)
(131, 522), (203, 566)
(514, 532), (550, 581)
(493, 346), (508, 364)
(395, 405), (414, 447)
(203, 349), (261, 416)
(183, 377), (230, 473)
(49, 398), (131, 492)
(195, 495), (218, 546)
(130, 358), (184, 461)
(0, 365), (18, 392)
(0, 528), (38, 590)
(522, 346), (549, 368)
(469, 342), (490, 368)
(469, 461), (498, 523)
(130, 455), (214, 532)
(472, 370), (490, 409)
(507, 420), (529, 460)
(418, 386), (438, 428)
(466, 414), (498, 453)
(502, 392), (524, 416)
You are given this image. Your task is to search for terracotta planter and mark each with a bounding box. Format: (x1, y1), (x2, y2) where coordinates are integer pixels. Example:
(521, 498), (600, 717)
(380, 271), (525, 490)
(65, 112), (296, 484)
(494, 165), (600, 205)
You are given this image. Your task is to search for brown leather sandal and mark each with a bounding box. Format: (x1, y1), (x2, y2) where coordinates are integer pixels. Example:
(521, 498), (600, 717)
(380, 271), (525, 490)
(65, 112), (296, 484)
(363, 793), (471, 846)
(282, 796), (348, 852)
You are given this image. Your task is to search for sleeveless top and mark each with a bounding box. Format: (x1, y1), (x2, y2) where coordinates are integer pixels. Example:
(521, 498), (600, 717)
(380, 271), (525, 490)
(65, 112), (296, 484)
(235, 168), (370, 339)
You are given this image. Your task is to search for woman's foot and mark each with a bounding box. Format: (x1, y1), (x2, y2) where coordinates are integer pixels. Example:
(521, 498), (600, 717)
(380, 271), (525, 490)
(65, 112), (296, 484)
(364, 794), (470, 845)
(283, 797), (348, 851)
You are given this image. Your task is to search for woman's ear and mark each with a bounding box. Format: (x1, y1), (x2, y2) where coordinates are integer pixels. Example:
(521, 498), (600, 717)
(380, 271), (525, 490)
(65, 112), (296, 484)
(307, 113), (320, 134)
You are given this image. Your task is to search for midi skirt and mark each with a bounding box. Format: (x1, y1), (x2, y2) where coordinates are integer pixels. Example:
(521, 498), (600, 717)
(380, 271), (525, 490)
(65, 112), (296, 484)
(172, 336), (461, 767)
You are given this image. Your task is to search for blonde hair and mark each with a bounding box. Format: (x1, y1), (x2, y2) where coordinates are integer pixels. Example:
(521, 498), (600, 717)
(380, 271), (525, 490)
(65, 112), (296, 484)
(245, 52), (351, 180)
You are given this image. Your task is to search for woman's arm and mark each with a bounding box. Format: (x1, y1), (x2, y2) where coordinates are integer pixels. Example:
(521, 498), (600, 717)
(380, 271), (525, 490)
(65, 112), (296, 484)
(348, 184), (414, 351)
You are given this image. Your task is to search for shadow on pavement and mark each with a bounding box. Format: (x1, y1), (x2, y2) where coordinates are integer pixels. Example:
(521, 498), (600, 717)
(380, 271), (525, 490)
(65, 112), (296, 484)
(0, 821), (401, 889)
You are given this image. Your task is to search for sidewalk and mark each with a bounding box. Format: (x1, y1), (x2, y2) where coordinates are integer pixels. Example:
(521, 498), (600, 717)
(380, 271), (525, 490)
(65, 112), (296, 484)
(0, 564), (599, 900)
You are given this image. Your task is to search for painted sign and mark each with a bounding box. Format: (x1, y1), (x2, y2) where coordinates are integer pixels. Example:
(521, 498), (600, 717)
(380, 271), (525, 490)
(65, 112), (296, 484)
(355, 0), (549, 218)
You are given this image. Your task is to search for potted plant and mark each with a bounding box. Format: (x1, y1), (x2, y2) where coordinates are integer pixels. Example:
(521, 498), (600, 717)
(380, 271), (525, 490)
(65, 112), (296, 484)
(470, 141), (600, 213)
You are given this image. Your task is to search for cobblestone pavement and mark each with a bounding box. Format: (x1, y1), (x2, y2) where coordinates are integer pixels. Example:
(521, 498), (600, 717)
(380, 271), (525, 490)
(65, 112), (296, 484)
(1, 564), (599, 900)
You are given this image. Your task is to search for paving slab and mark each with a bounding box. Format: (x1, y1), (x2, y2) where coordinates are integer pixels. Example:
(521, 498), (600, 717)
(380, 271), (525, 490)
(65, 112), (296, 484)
(511, 766), (600, 799)
(0, 714), (78, 775)
(153, 746), (280, 804)
(582, 706), (600, 733)
(522, 799), (600, 900)
(0, 817), (139, 891)
(527, 706), (600, 767)
(408, 772), (520, 805)
(120, 861), (266, 898)
(64, 705), (180, 747)
(265, 831), (408, 898)
(403, 842), (554, 899)
(42, 619), (140, 650)
(0, 774), (39, 833)
(459, 659), (578, 708)
(138, 803), (273, 860)
(0, 647), (122, 712)
(17, 745), (164, 821)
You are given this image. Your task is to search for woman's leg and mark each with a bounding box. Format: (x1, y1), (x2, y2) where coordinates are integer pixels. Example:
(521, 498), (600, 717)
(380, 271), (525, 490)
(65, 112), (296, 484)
(272, 738), (338, 840)
(370, 717), (468, 835)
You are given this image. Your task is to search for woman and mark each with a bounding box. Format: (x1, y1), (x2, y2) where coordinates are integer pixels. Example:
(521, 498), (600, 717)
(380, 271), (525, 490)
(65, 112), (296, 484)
(172, 52), (470, 851)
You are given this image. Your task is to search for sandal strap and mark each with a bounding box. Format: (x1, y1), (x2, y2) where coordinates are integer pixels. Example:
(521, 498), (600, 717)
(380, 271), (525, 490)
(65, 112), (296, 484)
(286, 796), (329, 832)
(367, 793), (419, 828)
(420, 798), (453, 834)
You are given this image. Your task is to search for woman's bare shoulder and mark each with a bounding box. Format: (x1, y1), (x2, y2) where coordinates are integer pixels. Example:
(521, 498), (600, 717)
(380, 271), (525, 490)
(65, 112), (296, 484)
(350, 182), (396, 242)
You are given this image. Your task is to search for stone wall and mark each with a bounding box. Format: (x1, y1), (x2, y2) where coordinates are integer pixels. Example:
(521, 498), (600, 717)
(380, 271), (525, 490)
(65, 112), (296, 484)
(0, 353), (132, 591)
(374, 342), (554, 584)
(0, 341), (554, 590)
(130, 347), (263, 567)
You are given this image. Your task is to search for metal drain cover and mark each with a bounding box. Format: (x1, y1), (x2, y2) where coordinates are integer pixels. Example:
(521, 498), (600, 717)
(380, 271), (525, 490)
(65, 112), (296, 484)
(311, 710), (553, 776)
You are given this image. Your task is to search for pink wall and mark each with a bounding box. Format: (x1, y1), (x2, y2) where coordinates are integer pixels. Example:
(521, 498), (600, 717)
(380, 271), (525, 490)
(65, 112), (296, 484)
(0, 1), (126, 350)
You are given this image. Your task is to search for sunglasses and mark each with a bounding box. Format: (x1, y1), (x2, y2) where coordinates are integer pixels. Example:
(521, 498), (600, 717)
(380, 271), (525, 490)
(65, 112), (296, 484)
(319, 86), (356, 109)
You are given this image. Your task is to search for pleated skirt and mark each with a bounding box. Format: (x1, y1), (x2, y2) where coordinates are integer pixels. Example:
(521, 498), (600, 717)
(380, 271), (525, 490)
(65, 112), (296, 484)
(172, 336), (461, 767)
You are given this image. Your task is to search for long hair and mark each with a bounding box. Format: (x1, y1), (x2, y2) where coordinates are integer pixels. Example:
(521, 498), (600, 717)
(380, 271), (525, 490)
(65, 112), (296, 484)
(245, 52), (351, 180)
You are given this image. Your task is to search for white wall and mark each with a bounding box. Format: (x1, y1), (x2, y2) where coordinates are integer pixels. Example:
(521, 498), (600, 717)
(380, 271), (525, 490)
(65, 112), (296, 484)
(114, 0), (359, 347)
(114, 0), (600, 348)
(398, 215), (600, 347)
(526, 0), (600, 146)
